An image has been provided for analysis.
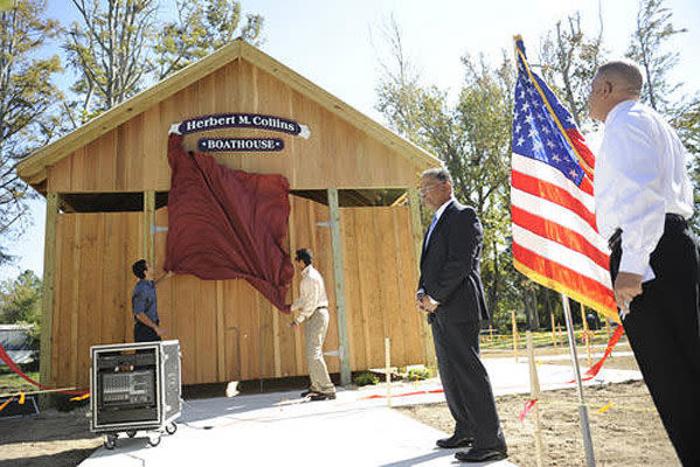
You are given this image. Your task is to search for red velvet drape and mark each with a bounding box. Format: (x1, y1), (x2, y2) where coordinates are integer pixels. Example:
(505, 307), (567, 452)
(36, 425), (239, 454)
(163, 134), (293, 312)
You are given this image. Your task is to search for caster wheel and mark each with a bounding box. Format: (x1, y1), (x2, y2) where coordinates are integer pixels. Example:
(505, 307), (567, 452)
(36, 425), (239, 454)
(148, 435), (161, 447)
(126, 431), (137, 438)
(166, 423), (177, 435)
(104, 435), (117, 450)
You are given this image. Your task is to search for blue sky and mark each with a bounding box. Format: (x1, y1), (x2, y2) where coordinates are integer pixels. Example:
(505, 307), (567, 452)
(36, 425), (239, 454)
(2, 0), (699, 281)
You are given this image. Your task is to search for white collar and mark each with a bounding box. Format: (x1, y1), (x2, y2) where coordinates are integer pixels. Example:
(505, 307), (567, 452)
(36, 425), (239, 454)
(302, 265), (313, 277)
(605, 99), (637, 127)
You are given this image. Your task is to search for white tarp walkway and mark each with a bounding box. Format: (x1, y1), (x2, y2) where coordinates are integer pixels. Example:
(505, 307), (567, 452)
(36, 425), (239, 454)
(80, 358), (642, 467)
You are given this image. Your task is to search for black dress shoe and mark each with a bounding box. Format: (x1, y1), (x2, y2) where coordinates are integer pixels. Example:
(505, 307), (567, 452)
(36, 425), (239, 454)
(436, 435), (474, 449)
(455, 448), (508, 463)
(300, 389), (314, 397)
(308, 392), (336, 401)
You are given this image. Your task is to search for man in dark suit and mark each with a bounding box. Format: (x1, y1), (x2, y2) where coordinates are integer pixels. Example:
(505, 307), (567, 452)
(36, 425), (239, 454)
(417, 168), (507, 463)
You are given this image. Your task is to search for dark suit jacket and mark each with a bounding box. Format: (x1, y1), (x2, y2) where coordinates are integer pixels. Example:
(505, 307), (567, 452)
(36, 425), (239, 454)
(418, 200), (489, 322)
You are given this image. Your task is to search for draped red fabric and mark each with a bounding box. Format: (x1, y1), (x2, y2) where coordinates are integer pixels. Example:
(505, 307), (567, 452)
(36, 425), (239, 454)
(164, 134), (293, 312)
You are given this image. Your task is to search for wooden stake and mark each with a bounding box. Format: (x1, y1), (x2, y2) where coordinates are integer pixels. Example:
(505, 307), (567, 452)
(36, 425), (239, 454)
(605, 319), (613, 358)
(556, 323), (563, 343)
(385, 337), (392, 408)
(512, 310), (519, 362)
(526, 331), (545, 467)
(579, 305), (592, 366)
(550, 311), (558, 347)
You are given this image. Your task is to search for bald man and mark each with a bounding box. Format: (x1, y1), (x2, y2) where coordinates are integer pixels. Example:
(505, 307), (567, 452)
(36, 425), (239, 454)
(589, 60), (700, 465)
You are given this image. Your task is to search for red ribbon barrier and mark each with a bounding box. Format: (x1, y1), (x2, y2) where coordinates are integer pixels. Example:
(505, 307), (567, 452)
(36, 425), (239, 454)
(0, 343), (87, 396)
(568, 325), (625, 383)
(519, 399), (538, 422)
(361, 388), (444, 400)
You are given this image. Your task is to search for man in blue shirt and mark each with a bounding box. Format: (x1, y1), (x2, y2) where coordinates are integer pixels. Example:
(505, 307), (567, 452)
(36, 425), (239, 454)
(131, 259), (171, 342)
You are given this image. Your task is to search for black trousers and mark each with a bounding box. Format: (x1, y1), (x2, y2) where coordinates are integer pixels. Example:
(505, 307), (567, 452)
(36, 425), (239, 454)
(610, 216), (700, 466)
(431, 315), (506, 450)
(134, 321), (161, 343)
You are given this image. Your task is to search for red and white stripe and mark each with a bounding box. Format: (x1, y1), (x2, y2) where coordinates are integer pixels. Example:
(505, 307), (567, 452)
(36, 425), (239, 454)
(511, 151), (617, 315)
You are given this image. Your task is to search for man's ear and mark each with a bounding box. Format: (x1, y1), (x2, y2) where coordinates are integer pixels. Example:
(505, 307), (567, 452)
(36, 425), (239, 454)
(604, 80), (613, 97)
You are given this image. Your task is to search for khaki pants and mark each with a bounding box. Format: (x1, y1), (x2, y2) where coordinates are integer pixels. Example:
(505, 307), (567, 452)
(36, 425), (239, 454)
(304, 308), (335, 394)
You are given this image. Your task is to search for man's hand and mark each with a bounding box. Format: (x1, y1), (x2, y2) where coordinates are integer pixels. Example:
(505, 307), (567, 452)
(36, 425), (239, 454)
(156, 270), (174, 284)
(614, 271), (643, 311)
(155, 326), (167, 337)
(420, 295), (438, 313)
(289, 321), (298, 329)
(415, 291), (427, 313)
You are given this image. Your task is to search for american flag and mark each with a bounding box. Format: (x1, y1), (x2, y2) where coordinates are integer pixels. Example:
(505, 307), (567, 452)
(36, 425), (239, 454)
(510, 37), (617, 320)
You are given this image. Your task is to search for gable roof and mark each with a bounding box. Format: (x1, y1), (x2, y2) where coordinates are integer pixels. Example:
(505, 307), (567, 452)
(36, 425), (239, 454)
(17, 40), (439, 189)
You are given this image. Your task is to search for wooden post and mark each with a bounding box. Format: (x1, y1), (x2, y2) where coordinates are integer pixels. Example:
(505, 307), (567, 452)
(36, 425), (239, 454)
(579, 305), (592, 366)
(385, 337), (392, 408)
(40, 193), (59, 390)
(143, 191), (156, 268)
(408, 188), (437, 368)
(605, 319), (613, 358)
(512, 310), (519, 362)
(327, 188), (352, 386)
(557, 323), (563, 343)
(526, 331), (545, 467)
(550, 311), (558, 347)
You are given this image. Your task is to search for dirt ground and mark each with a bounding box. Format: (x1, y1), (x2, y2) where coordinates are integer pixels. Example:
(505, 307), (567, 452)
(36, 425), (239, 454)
(0, 406), (101, 467)
(399, 380), (679, 466)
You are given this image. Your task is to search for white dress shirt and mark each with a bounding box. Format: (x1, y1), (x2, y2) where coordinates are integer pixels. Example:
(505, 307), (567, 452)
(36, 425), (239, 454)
(291, 265), (329, 324)
(595, 100), (694, 279)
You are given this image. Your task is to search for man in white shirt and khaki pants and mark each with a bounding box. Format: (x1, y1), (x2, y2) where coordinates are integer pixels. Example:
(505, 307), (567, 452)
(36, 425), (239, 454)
(590, 60), (700, 465)
(290, 248), (336, 401)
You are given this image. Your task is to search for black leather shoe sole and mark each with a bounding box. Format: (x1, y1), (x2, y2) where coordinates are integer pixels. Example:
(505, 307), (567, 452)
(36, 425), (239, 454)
(454, 449), (507, 463)
(309, 392), (336, 401)
(436, 437), (474, 449)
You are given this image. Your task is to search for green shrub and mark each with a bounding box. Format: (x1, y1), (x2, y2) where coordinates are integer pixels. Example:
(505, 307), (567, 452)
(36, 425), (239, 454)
(353, 371), (379, 386)
(406, 367), (433, 381)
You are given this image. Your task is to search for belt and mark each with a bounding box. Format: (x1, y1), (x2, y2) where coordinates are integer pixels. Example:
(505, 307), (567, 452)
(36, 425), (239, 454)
(608, 213), (688, 250)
